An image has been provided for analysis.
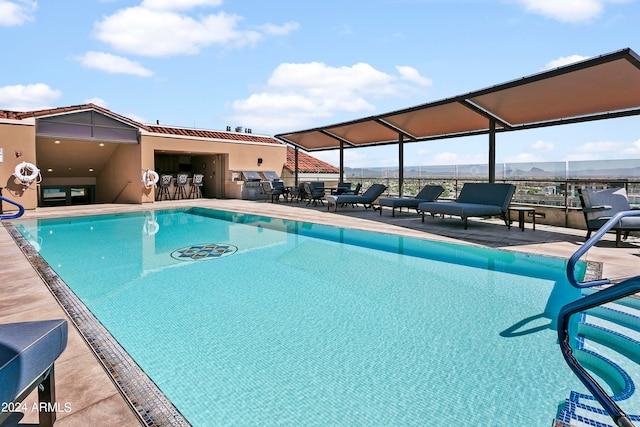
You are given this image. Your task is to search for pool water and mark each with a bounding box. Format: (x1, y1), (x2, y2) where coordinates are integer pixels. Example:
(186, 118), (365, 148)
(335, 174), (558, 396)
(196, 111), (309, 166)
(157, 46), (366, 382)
(15, 208), (588, 426)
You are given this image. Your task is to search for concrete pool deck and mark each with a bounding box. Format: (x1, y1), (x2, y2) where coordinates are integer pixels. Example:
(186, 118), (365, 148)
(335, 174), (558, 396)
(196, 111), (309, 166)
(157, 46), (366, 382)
(1, 198), (639, 426)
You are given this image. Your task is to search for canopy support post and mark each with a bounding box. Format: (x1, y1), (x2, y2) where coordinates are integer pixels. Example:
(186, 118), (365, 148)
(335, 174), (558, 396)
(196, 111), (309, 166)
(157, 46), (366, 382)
(399, 133), (404, 197)
(294, 147), (299, 187)
(339, 140), (344, 183)
(489, 119), (496, 183)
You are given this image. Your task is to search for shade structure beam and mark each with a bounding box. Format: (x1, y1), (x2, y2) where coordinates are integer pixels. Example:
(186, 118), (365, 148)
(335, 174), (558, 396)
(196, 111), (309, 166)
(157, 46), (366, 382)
(374, 118), (418, 141)
(319, 129), (358, 147)
(459, 99), (513, 130)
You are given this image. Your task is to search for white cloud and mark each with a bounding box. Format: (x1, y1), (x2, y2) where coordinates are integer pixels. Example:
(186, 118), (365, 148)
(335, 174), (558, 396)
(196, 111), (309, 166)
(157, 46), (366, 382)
(77, 51), (154, 77)
(504, 152), (544, 163)
(258, 22), (301, 36)
(141, 0), (222, 11)
(428, 152), (487, 166)
(85, 97), (108, 107)
(0, 83), (62, 111)
(622, 139), (640, 156)
(93, 3), (299, 57)
(531, 139), (555, 151)
(514, 0), (627, 23)
(396, 66), (433, 86)
(543, 54), (590, 70)
(229, 62), (432, 133)
(0, 0), (36, 26)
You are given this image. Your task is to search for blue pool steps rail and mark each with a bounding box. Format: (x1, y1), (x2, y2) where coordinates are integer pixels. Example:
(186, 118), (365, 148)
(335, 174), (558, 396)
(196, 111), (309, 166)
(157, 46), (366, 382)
(0, 193), (25, 220)
(558, 210), (640, 427)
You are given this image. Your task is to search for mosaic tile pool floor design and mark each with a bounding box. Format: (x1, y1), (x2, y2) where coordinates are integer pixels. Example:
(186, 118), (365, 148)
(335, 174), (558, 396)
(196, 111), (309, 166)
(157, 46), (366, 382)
(170, 243), (238, 261)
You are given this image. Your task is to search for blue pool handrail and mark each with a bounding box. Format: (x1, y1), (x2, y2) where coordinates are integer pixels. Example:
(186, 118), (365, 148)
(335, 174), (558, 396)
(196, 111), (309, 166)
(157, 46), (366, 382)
(0, 195), (25, 220)
(559, 210), (640, 427)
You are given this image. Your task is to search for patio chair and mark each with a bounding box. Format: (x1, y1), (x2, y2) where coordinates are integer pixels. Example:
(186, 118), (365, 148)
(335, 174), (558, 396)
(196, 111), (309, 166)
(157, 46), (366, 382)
(262, 180), (286, 203)
(288, 182), (305, 203)
(341, 182), (361, 195)
(378, 184), (444, 217)
(326, 183), (387, 212)
(303, 182), (325, 206)
(0, 319), (68, 427)
(335, 182), (352, 195)
(578, 187), (640, 246)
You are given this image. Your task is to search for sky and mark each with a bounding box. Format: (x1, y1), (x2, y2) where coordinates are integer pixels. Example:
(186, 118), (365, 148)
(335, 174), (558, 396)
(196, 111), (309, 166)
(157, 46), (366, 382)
(0, 0), (639, 168)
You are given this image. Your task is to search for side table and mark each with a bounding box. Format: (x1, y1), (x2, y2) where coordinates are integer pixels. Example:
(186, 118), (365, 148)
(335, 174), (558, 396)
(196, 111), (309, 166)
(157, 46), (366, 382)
(509, 206), (536, 231)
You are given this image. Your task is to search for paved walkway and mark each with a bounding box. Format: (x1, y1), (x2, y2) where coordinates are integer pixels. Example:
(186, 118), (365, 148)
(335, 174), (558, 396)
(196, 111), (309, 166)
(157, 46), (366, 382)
(1, 198), (639, 426)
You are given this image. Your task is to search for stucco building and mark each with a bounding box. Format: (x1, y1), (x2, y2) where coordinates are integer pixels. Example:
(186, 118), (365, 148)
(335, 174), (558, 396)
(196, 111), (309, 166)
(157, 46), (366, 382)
(0, 103), (290, 210)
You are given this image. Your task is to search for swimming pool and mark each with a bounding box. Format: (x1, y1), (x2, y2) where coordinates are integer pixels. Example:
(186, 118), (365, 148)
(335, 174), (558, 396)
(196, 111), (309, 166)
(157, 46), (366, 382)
(14, 207), (589, 426)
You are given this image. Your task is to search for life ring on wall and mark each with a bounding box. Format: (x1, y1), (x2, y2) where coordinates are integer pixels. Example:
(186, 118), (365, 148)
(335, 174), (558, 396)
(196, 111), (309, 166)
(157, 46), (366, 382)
(142, 169), (159, 188)
(13, 161), (41, 185)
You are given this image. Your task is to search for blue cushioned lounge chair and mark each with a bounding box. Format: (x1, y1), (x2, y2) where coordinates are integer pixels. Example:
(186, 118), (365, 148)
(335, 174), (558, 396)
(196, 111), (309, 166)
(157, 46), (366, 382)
(0, 319), (68, 427)
(418, 183), (515, 229)
(326, 183), (387, 212)
(378, 184), (444, 217)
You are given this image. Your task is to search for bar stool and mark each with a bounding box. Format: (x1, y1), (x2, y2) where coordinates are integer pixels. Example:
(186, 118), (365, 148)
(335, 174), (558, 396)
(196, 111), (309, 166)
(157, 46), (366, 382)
(174, 173), (189, 200)
(189, 174), (204, 198)
(157, 174), (173, 201)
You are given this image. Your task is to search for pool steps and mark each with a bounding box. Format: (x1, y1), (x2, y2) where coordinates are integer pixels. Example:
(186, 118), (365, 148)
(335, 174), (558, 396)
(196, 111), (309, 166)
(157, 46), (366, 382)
(554, 301), (640, 427)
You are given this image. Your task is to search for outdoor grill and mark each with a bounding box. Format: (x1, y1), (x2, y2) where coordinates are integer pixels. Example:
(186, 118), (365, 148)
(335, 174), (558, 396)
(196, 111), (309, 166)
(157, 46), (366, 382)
(240, 171), (263, 200)
(260, 171), (280, 182)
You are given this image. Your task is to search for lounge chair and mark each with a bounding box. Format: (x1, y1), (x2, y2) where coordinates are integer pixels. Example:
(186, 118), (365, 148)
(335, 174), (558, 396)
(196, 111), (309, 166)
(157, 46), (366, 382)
(378, 184), (444, 217)
(578, 187), (640, 246)
(326, 183), (387, 212)
(418, 183), (516, 229)
(0, 319), (68, 427)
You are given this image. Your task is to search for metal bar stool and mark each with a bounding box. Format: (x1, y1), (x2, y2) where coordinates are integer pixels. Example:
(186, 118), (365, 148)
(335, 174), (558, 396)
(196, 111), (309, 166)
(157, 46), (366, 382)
(173, 173), (189, 200)
(157, 174), (173, 201)
(189, 174), (204, 198)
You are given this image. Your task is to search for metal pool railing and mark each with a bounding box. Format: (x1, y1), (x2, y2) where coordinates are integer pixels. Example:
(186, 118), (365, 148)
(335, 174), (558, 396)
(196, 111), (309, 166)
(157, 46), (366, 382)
(0, 190), (25, 220)
(559, 210), (640, 427)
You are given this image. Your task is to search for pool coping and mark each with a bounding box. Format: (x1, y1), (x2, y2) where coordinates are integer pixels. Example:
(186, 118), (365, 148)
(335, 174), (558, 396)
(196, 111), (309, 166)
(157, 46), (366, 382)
(6, 223), (191, 427)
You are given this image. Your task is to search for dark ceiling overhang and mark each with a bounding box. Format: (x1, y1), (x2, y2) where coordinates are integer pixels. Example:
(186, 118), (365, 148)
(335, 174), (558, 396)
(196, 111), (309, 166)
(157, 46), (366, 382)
(275, 48), (640, 152)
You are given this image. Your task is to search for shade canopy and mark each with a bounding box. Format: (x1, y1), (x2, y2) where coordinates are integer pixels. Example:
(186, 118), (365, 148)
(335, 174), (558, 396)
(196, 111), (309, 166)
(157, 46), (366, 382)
(275, 48), (640, 152)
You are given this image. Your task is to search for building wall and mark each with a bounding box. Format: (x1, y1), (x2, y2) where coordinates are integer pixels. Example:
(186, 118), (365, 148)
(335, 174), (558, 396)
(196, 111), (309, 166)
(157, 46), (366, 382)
(141, 134), (287, 201)
(97, 143), (141, 203)
(0, 119), (38, 210)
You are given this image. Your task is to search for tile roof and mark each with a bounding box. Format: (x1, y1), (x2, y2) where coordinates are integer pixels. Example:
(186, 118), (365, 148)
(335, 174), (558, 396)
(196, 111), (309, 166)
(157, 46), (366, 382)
(285, 145), (339, 173)
(0, 103), (282, 145)
(146, 125), (281, 145)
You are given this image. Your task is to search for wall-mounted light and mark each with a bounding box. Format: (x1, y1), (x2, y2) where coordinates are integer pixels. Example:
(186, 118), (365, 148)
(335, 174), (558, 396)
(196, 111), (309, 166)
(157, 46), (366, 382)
(99, 143), (105, 147)
(54, 140), (60, 144)
(257, 158), (263, 166)
(47, 168), (53, 172)
(88, 168), (94, 172)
